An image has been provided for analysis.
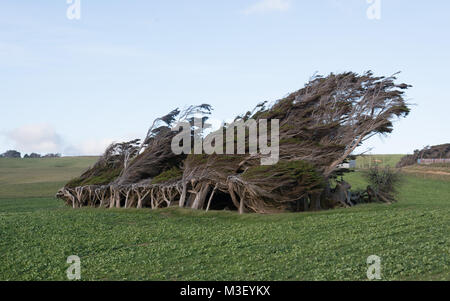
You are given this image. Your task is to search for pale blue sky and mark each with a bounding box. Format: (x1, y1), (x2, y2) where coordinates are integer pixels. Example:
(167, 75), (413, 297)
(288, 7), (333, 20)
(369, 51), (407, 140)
(0, 0), (449, 156)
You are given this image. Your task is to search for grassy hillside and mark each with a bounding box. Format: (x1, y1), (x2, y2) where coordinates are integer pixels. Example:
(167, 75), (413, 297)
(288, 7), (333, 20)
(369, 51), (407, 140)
(0, 157), (98, 198)
(354, 154), (450, 181)
(355, 154), (405, 168)
(0, 157), (449, 280)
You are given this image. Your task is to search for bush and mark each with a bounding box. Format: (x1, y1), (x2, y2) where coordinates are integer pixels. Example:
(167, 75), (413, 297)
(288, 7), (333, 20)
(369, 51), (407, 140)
(364, 166), (402, 202)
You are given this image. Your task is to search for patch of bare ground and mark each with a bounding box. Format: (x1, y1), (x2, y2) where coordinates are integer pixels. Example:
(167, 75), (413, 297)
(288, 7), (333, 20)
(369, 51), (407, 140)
(403, 169), (450, 176)
(401, 165), (450, 180)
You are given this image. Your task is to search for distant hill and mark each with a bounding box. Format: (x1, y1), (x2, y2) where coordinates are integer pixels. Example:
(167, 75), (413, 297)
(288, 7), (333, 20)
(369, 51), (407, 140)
(397, 144), (450, 167)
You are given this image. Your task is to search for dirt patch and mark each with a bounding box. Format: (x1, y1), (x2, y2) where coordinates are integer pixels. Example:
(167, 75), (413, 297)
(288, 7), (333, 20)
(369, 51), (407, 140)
(402, 169), (450, 176)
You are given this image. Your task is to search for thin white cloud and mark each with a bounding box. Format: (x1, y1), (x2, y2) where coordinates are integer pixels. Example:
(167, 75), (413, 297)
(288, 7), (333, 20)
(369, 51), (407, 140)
(1, 123), (144, 157)
(242, 0), (292, 15)
(64, 132), (141, 156)
(4, 124), (63, 154)
(64, 138), (115, 156)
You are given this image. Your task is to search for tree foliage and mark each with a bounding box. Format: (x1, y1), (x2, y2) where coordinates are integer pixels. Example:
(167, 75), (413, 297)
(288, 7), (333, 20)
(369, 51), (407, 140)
(57, 71), (410, 213)
(0, 150), (21, 158)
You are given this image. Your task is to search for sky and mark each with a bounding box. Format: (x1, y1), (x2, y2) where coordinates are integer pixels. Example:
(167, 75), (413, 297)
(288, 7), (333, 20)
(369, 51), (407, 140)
(0, 0), (449, 156)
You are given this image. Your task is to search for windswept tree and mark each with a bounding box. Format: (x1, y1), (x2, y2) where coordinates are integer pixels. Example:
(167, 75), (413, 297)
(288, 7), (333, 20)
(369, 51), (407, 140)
(397, 144), (450, 167)
(58, 71), (411, 213)
(116, 104), (212, 185)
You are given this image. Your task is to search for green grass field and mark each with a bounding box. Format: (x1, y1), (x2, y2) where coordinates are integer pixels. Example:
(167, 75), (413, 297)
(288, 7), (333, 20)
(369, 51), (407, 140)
(0, 157), (449, 281)
(355, 154), (405, 168)
(0, 157), (98, 198)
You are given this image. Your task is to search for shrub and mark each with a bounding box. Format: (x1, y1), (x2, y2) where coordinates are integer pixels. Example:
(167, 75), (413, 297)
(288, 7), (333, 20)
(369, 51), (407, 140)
(364, 166), (402, 202)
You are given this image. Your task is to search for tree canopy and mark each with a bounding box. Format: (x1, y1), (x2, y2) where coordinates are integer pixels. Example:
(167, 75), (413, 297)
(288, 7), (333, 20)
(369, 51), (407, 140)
(57, 71), (411, 213)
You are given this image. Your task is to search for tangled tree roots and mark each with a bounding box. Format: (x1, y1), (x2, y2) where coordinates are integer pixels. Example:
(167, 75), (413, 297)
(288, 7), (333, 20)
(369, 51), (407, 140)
(57, 71), (411, 213)
(57, 178), (261, 212)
